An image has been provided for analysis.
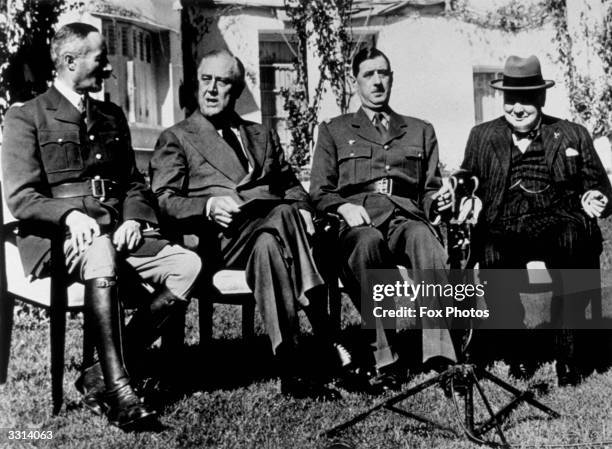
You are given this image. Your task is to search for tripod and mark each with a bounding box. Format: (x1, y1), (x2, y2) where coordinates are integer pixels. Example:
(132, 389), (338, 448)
(322, 171), (560, 447)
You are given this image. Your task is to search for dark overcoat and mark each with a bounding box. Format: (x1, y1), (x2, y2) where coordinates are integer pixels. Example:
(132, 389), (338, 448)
(1, 86), (165, 278)
(149, 111), (310, 248)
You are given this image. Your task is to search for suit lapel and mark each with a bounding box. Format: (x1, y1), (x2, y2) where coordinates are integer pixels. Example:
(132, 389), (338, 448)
(184, 112), (246, 184)
(490, 118), (513, 179)
(540, 115), (564, 169)
(237, 122), (265, 187)
(46, 86), (82, 125)
(385, 111), (408, 143)
(351, 108), (383, 145)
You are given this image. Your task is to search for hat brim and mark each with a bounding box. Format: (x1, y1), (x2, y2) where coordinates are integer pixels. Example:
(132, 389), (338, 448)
(490, 79), (555, 91)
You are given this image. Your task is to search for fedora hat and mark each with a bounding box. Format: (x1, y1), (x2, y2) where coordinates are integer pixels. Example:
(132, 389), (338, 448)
(490, 55), (555, 91)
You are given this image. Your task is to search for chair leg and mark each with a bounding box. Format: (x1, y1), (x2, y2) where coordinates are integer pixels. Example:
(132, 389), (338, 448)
(242, 298), (255, 342)
(0, 293), (15, 384)
(198, 296), (213, 349)
(50, 277), (67, 415)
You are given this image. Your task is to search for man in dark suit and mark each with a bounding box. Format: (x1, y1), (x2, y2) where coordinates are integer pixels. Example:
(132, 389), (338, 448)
(150, 49), (346, 399)
(460, 55), (612, 384)
(2, 23), (201, 428)
(310, 48), (457, 387)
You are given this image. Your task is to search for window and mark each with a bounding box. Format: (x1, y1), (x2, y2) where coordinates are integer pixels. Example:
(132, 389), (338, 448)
(101, 19), (159, 126)
(102, 21), (116, 55)
(259, 33), (300, 150)
(258, 31), (377, 152)
(121, 25), (130, 57)
(473, 67), (503, 124)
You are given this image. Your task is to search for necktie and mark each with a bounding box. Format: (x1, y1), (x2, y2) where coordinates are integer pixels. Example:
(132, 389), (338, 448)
(222, 127), (249, 173)
(78, 94), (89, 124)
(373, 112), (388, 141)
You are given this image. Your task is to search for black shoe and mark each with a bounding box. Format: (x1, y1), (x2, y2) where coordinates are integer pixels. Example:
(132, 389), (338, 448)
(556, 362), (583, 387)
(75, 363), (106, 416)
(509, 360), (538, 380)
(339, 364), (405, 396)
(281, 376), (342, 401)
(105, 383), (158, 430)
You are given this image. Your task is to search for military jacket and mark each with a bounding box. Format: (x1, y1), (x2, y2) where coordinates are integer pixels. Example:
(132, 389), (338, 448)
(310, 108), (441, 227)
(2, 86), (164, 278)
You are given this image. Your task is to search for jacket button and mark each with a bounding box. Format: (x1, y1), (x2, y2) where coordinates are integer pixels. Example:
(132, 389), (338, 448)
(95, 153), (102, 160)
(89, 135), (95, 141)
(383, 145), (389, 150)
(57, 138), (63, 143)
(350, 152), (355, 156)
(385, 165), (390, 171)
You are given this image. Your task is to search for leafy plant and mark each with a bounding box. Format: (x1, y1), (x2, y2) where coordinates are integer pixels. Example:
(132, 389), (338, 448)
(0, 0), (70, 123)
(281, 0), (353, 168)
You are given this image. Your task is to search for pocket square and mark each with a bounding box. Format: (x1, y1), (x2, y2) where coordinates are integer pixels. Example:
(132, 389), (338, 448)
(566, 147), (579, 157)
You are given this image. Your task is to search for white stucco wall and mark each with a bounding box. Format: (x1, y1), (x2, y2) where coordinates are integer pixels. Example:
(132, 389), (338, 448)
(193, 8), (575, 170)
(196, 7), (286, 123)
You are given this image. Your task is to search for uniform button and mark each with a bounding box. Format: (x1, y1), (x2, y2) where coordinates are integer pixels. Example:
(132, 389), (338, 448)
(383, 145), (389, 150)
(350, 152), (355, 156)
(385, 165), (390, 171)
(89, 135), (95, 141)
(95, 153), (102, 160)
(57, 138), (63, 143)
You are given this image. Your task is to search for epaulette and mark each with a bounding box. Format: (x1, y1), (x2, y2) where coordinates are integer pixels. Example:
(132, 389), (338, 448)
(9, 102), (24, 108)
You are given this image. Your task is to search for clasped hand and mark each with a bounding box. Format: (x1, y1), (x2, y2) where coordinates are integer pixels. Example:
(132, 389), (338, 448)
(65, 210), (142, 252)
(208, 196), (315, 234)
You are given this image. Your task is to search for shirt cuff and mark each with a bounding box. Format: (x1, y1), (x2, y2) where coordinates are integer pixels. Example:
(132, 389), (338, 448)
(205, 198), (213, 220)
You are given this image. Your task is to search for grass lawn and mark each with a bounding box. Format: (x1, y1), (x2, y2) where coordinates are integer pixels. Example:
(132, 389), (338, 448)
(1, 217), (612, 448)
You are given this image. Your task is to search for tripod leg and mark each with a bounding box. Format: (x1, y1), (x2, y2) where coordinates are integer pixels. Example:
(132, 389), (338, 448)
(479, 368), (560, 418)
(464, 383), (474, 433)
(470, 369), (510, 447)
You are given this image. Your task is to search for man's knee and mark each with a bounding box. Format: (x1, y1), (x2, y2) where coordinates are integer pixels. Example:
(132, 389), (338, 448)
(69, 235), (118, 280)
(161, 247), (202, 299)
(401, 221), (437, 244)
(342, 226), (386, 258)
(253, 232), (282, 255)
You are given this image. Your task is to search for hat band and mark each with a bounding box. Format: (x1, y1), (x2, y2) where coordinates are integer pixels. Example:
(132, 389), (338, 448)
(503, 74), (545, 88)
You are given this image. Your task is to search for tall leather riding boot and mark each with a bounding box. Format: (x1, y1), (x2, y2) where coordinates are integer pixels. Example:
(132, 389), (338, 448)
(122, 287), (187, 384)
(84, 277), (156, 429)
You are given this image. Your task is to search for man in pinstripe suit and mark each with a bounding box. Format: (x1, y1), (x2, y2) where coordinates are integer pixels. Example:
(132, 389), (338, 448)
(461, 55), (612, 385)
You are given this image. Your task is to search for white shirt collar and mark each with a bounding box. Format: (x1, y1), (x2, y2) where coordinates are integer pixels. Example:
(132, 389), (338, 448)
(53, 78), (83, 110)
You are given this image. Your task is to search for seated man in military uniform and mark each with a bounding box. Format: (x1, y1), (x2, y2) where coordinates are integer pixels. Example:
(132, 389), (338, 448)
(2, 23), (202, 428)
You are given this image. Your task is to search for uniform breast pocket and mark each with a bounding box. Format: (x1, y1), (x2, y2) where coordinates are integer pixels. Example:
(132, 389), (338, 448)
(38, 130), (83, 173)
(338, 145), (372, 185)
(403, 146), (424, 182)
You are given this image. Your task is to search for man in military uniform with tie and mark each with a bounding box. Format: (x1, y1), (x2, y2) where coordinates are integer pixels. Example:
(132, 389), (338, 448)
(460, 55), (612, 384)
(150, 49), (346, 399)
(310, 48), (457, 389)
(2, 23), (202, 428)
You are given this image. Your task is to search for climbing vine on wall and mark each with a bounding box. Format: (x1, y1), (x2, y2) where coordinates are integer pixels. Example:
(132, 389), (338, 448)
(447, 0), (549, 32)
(281, 0), (353, 168)
(545, 0), (612, 138)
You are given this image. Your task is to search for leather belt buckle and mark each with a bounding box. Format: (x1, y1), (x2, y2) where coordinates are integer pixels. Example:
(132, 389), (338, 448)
(91, 175), (106, 200)
(374, 178), (393, 195)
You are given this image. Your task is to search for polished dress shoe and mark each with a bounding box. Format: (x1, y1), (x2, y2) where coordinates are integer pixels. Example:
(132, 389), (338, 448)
(339, 363), (405, 395)
(281, 376), (342, 400)
(556, 362), (583, 387)
(105, 383), (157, 429)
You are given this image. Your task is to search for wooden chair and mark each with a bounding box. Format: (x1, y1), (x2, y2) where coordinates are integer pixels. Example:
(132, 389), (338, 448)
(0, 182), (92, 415)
